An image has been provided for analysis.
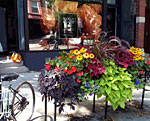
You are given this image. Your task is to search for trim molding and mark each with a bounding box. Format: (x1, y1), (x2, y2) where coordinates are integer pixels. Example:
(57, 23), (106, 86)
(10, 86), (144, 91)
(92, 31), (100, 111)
(136, 17), (145, 23)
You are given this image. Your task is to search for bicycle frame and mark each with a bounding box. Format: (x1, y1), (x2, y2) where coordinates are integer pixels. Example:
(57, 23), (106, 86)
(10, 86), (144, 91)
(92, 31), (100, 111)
(0, 78), (26, 120)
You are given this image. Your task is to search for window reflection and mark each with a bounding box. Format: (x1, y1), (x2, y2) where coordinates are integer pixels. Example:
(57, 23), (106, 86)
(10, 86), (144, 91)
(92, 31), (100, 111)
(28, 0), (102, 51)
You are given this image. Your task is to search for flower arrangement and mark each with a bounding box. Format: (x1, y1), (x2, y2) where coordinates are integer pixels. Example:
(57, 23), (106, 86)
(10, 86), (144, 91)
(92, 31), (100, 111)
(38, 46), (105, 113)
(38, 32), (150, 113)
(127, 47), (150, 88)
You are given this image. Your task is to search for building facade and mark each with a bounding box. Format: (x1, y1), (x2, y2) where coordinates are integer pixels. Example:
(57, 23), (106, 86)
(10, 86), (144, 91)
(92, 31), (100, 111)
(0, 0), (149, 70)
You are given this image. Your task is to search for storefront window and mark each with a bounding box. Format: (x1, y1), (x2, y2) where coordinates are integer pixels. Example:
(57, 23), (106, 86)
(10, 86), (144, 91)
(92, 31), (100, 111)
(28, 0), (103, 51)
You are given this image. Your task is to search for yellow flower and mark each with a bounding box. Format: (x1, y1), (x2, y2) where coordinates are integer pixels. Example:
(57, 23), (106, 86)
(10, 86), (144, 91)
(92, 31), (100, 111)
(128, 49), (133, 52)
(70, 50), (74, 54)
(136, 48), (141, 51)
(141, 52), (145, 55)
(80, 48), (87, 53)
(132, 51), (137, 55)
(141, 57), (144, 60)
(138, 56), (142, 60)
(63, 51), (66, 53)
(73, 49), (80, 55)
(130, 46), (135, 50)
(136, 54), (141, 57)
(83, 53), (89, 58)
(134, 57), (138, 61)
(76, 55), (83, 61)
(89, 54), (95, 59)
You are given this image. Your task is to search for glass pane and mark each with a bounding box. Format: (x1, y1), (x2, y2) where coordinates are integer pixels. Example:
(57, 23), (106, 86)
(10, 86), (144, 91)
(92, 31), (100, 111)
(31, 1), (38, 7)
(107, 0), (116, 4)
(27, 0), (103, 51)
(107, 7), (116, 36)
(32, 7), (39, 13)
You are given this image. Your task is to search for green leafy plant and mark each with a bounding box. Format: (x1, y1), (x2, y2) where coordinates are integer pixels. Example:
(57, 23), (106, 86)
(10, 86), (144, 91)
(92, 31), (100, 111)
(97, 59), (135, 110)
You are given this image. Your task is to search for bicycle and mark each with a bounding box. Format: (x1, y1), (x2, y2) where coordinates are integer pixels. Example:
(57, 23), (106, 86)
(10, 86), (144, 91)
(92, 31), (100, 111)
(0, 73), (35, 121)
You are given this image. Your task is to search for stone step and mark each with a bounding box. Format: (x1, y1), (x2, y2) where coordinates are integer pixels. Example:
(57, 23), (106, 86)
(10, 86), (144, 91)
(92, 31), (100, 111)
(0, 60), (23, 68)
(0, 66), (29, 75)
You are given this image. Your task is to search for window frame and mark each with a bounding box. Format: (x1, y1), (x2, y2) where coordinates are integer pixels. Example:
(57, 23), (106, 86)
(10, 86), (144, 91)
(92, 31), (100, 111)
(31, 1), (40, 14)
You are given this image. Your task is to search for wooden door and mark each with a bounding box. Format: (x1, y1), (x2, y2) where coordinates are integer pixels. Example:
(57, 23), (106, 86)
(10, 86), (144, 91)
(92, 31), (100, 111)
(145, 8), (150, 53)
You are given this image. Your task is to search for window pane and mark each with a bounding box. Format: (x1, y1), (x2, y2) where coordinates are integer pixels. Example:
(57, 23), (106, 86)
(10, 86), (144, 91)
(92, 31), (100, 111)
(31, 1), (38, 7)
(107, 0), (116, 4)
(28, 0), (103, 51)
(32, 7), (39, 13)
(107, 7), (116, 36)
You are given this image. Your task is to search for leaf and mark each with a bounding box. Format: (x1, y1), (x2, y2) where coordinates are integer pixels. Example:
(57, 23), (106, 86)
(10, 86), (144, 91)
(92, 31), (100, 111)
(119, 102), (125, 109)
(106, 82), (112, 87)
(128, 93), (132, 100)
(106, 87), (111, 95)
(112, 103), (119, 111)
(121, 82), (129, 88)
(97, 93), (102, 98)
(118, 83), (124, 90)
(115, 91), (120, 98)
(112, 84), (119, 90)
(56, 63), (60, 67)
(124, 76), (131, 81)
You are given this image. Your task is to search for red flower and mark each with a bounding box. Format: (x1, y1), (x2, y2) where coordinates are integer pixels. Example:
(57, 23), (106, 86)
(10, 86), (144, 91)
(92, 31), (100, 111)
(71, 56), (76, 59)
(102, 69), (105, 73)
(55, 67), (60, 72)
(67, 70), (73, 75)
(66, 61), (71, 64)
(72, 66), (76, 72)
(139, 71), (144, 74)
(58, 56), (61, 59)
(77, 72), (83, 76)
(44, 63), (51, 71)
(146, 60), (150, 65)
(124, 64), (128, 68)
(76, 69), (79, 72)
(76, 79), (81, 83)
(63, 68), (67, 73)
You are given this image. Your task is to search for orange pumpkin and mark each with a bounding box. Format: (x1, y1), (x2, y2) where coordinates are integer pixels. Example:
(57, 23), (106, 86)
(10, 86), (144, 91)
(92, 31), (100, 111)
(11, 53), (22, 63)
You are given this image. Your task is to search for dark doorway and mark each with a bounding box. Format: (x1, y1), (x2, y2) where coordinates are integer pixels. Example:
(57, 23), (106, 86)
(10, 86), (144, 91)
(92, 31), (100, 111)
(0, 0), (18, 52)
(145, 7), (150, 53)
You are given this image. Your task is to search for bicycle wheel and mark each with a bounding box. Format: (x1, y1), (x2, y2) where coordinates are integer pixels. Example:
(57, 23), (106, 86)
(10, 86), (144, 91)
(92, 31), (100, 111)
(11, 82), (35, 121)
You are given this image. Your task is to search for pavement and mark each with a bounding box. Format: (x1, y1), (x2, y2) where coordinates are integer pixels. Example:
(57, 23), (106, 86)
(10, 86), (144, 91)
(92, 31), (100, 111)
(1, 71), (150, 121)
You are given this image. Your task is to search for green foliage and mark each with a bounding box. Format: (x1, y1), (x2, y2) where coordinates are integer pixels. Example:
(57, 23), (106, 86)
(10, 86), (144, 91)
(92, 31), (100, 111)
(98, 59), (135, 111)
(127, 61), (145, 89)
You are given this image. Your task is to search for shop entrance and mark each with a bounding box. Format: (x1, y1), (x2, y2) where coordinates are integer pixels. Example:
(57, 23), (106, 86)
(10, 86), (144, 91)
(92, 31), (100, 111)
(0, 0), (18, 53)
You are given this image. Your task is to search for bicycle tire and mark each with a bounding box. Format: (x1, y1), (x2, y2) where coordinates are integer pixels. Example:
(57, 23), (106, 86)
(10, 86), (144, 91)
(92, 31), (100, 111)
(11, 82), (35, 121)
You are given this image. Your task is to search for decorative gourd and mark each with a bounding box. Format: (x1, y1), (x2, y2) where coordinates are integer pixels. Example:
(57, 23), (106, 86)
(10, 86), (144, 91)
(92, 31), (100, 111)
(11, 53), (22, 63)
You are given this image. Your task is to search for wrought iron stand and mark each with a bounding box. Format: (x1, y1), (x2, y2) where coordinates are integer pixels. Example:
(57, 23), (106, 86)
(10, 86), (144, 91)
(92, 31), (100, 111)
(54, 103), (57, 121)
(31, 94), (53, 121)
(141, 71), (150, 108)
(92, 94), (108, 119)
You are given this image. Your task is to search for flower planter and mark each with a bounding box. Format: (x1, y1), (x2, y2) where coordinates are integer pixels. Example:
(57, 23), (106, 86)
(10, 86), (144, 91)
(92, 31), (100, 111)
(38, 34), (150, 120)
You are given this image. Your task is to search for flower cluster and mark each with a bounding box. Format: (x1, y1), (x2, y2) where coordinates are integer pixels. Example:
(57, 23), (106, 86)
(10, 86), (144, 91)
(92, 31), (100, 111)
(115, 48), (134, 68)
(129, 46), (145, 61)
(70, 47), (95, 61)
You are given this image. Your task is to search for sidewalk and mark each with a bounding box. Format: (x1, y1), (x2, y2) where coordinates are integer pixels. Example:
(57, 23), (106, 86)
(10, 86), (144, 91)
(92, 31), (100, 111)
(1, 71), (150, 121)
